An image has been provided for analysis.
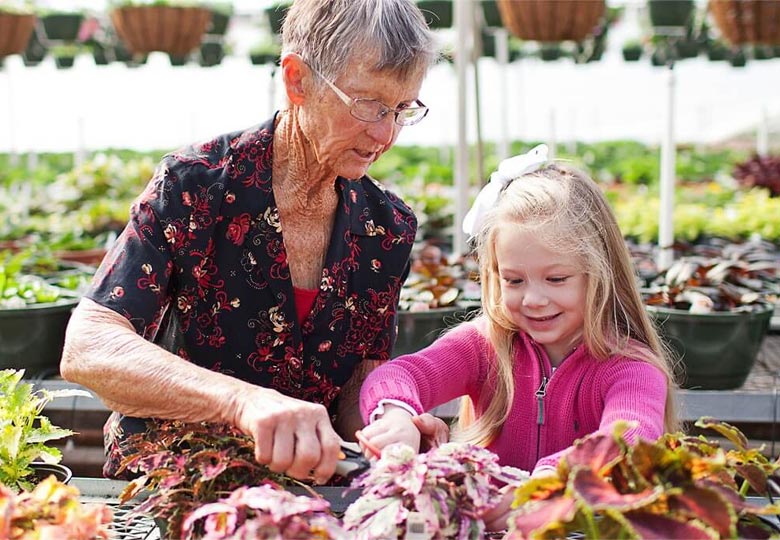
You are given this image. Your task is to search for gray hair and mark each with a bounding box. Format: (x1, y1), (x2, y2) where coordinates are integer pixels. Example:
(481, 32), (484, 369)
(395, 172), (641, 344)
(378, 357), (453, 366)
(281, 0), (438, 81)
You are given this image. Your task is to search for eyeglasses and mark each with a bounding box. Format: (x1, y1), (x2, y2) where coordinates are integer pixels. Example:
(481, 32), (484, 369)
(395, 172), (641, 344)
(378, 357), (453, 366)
(311, 67), (429, 126)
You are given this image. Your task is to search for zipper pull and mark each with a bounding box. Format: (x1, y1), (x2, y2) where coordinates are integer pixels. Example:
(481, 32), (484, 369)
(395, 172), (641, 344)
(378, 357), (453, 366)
(535, 376), (549, 425)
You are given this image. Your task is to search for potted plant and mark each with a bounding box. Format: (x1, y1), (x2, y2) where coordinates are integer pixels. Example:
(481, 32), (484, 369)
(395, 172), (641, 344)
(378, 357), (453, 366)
(249, 40), (281, 65)
(50, 43), (83, 69)
(0, 250), (93, 377)
(642, 248), (776, 390)
(506, 418), (780, 539)
(198, 41), (225, 67)
(496, 0), (605, 42)
(647, 0), (695, 29)
(110, 1), (212, 57)
(40, 10), (85, 42)
(118, 420), (307, 538)
(0, 369), (92, 492)
(395, 242), (476, 357)
(0, 477), (113, 539)
(265, 2), (291, 35)
(622, 39), (643, 62)
(343, 442), (527, 538)
(0, 3), (36, 59)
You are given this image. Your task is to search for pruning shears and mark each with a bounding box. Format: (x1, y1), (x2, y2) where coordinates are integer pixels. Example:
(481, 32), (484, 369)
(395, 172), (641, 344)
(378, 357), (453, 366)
(335, 441), (371, 480)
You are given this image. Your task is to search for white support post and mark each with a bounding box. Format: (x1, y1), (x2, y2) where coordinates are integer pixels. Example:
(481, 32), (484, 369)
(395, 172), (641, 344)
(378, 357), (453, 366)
(495, 27), (510, 162)
(757, 106), (769, 157)
(657, 64), (676, 271)
(548, 108), (557, 160)
(453, 0), (472, 257)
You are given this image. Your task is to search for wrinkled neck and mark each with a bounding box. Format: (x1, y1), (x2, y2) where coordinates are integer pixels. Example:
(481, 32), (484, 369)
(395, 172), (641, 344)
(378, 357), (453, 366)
(273, 109), (338, 216)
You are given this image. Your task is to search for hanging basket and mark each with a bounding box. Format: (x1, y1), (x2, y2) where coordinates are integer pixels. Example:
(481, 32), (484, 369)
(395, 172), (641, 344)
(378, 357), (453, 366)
(709, 0), (780, 46)
(496, 0), (605, 42)
(110, 6), (212, 57)
(0, 13), (36, 59)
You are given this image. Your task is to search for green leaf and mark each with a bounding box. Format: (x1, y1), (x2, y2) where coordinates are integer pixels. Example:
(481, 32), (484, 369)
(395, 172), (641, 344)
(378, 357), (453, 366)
(695, 418), (748, 451)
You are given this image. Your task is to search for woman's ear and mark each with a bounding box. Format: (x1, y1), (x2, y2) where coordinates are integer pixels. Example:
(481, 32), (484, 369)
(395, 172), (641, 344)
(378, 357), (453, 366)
(280, 53), (308, 106)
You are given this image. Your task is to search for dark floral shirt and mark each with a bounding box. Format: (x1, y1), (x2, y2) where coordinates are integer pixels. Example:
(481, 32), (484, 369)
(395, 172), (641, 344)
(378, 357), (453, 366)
(89, 115), (417, 477)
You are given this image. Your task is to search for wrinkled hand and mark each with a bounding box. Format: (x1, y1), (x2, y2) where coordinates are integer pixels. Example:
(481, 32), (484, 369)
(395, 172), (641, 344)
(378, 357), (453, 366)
(234, 387), (341, 484)
(356, 405), (420, 457)
(412, 413), (450, 451)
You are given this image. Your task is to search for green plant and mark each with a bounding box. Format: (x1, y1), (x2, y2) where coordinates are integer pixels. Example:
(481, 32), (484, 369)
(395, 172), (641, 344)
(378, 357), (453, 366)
(0, 250), (91, 309)
(0, 369), (92, 492)
(507, 419), (780, 539)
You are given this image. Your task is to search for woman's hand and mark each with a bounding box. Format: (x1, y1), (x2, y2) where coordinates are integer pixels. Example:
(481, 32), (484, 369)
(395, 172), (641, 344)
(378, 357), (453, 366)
(412, 413), (450, 451)
(233, 387), (341, 485)
(356, 405), (420, 456)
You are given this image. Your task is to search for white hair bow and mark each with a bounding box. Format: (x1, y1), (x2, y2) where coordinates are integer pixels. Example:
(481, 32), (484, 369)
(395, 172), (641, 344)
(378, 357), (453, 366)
(462, 144), (549, 237)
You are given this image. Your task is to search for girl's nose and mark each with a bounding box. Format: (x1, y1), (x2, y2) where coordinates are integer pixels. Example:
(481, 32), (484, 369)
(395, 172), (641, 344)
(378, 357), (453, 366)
(522, 286), (549, 307)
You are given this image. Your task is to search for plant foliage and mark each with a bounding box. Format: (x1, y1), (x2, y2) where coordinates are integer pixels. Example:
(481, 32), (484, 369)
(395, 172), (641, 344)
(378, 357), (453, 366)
(343, 442), (528, 540)
(507, 419), (780, 539)
(0, 369), (91, 492)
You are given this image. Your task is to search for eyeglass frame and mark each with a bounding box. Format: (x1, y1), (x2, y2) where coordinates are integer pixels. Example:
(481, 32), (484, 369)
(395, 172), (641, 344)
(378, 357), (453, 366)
(308, 65), (429, 127)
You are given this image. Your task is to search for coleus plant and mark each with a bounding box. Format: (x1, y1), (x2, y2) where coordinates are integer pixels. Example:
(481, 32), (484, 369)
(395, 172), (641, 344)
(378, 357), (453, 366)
(181, 483), (348, 540)
(0, 369), (92, 492)
(342, 442), (528, 539)
(506, 418), (780, 539)
(118, 420), (300, 539)
(0, 476), (113, 540)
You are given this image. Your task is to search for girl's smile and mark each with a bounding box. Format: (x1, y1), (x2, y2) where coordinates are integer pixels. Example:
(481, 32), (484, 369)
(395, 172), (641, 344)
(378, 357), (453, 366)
(495, 228), (588, 366)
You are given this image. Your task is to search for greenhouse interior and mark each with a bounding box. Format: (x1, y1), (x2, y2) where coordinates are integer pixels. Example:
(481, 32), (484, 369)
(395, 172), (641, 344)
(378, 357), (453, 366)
(1, 0), (780, 538)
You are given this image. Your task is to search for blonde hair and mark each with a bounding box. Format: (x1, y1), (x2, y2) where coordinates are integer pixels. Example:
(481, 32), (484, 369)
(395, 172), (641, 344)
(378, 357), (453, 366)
(455, 163), (679, 447)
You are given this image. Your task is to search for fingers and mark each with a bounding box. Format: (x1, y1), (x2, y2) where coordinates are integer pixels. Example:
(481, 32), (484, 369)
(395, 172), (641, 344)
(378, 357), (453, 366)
(242, 393), (340, 483)
(412, 413), (449, 450)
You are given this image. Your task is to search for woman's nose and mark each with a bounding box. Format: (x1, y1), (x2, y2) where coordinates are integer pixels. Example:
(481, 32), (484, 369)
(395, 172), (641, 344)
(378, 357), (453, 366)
(366, 114), (397, 146)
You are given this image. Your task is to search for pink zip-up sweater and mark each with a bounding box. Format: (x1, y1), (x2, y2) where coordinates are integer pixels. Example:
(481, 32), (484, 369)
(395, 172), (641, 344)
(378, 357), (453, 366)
(360, 318), (668, 473)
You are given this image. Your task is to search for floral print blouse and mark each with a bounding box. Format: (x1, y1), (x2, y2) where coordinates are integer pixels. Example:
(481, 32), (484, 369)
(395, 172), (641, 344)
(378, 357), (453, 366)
(88, 115), (417, 477)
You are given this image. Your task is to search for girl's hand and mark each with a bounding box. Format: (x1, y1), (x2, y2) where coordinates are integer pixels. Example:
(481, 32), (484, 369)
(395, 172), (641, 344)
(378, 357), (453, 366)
(483, 486), (516, 532)
(412, 413), (450, 451)
(356, 405), (420, 456)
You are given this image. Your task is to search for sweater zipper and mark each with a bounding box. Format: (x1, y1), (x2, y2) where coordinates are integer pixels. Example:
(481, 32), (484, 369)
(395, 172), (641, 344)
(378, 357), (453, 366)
(532, 341), (551, 462)
(535, 375), (549, 461)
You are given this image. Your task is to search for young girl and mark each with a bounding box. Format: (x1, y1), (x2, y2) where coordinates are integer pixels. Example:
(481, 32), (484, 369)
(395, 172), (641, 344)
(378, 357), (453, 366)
(358, 145), (679, 486)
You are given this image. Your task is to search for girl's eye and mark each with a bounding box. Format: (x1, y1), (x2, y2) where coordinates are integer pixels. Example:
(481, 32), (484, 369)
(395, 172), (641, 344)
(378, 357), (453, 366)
(548, 276), (569, 283)
(504, 277), (524, 285)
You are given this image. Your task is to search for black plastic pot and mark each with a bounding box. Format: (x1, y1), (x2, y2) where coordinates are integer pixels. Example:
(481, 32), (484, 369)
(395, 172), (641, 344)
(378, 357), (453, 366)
(41, 13), (84, 41)
(647, 305), (773, 390)
(0, 298), (80, 378)
(30, 462), (73, 484)
(394, 306), (464, 357)
(417, 0), (453, 29)
(647, 0), (694, 29)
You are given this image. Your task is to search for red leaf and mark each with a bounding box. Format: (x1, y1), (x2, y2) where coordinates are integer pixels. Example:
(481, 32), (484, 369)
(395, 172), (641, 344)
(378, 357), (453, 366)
(509, 496), (577, 537)
(572, 468), (663, 511)
(669, 485), (735, 537)
(565, 433), (623, 473)
(623, 511), (717, 539)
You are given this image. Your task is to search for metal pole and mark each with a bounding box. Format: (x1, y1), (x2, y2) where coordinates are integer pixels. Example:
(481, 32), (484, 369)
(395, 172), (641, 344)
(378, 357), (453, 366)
(657, 63), (676, 270)
(454, 0), (472, 257)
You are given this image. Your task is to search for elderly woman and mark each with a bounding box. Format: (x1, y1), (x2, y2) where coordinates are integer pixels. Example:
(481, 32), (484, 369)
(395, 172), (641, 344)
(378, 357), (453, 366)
(60, 0), (439, 484)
